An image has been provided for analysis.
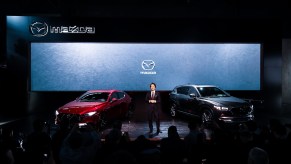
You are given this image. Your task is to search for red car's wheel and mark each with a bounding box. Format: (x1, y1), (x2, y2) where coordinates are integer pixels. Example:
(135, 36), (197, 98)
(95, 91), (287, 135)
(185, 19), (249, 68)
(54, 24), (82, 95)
(97, 112), (108, 130)
(125, 103), (135, 119)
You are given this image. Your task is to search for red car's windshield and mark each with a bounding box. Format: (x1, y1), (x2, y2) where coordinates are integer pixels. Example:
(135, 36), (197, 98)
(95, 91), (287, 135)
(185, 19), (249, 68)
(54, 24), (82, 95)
(79, 92), (109, 102)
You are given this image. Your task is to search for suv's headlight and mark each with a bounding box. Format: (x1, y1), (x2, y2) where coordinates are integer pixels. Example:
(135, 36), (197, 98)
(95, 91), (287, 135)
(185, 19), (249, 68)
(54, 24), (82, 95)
(214, 105), (229, 111)
(55, 110), (59, 116)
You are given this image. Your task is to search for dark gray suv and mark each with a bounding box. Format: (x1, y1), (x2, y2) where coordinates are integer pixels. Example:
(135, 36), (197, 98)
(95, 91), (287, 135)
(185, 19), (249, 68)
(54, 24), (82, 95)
(169, 84), (254, 127)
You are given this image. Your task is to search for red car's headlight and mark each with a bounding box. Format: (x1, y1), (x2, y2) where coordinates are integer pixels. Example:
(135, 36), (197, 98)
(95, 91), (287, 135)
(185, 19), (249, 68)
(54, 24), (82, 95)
(84, 111), (97, 117)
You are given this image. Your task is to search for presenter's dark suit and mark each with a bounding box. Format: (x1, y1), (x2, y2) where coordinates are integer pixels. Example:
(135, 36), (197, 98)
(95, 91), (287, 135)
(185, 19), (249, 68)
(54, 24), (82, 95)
(145, 91), (161, 133)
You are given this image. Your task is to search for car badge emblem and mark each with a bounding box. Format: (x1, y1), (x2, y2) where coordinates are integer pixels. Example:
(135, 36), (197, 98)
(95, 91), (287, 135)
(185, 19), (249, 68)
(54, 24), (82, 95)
(141, 60), (155, 70)
(30, 22), (48, 37)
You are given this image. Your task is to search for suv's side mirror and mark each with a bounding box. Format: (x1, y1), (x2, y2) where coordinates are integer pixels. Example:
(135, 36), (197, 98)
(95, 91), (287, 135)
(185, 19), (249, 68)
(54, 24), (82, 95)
(189, 93), (196, 98)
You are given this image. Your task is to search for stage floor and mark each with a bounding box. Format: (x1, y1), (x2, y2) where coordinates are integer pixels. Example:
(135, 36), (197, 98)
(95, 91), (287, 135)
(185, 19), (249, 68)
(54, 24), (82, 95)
(0, 111), (189, 140)
(2, 106), (291, 142)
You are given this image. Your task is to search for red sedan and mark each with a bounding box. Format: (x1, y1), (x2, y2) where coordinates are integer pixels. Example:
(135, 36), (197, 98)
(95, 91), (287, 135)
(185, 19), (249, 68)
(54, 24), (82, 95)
(55, 90), (134, 130)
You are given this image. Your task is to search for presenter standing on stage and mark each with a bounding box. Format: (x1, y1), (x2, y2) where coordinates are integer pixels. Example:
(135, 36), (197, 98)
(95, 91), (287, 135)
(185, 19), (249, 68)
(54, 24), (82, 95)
(145, 82), (161, 135)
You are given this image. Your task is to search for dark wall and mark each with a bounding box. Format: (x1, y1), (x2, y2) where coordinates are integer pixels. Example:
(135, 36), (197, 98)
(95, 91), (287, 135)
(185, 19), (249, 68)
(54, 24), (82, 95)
(282, 39), (291, 112)
(262, 40), (282, 113)
(1, 17), (283, 116)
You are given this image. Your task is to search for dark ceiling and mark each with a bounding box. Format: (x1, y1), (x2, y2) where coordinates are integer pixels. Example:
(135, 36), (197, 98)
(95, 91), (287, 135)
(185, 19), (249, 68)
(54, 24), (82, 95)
(0, 0), (290, 18)
(0, 0), (291, 37)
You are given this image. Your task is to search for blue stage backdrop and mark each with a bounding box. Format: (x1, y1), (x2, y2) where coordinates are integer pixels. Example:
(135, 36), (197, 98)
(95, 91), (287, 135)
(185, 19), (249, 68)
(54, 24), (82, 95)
(30, 43), (260, 91)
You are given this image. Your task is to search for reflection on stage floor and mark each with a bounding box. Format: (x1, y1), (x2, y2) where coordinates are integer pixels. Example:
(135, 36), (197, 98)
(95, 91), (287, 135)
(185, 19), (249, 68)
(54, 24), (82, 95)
(2, 108), (291, 143)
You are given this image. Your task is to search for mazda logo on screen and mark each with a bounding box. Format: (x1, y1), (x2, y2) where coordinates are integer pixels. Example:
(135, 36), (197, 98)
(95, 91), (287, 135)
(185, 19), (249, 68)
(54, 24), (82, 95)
(141, 60), (155, 70)
(30, 22), (48, 37)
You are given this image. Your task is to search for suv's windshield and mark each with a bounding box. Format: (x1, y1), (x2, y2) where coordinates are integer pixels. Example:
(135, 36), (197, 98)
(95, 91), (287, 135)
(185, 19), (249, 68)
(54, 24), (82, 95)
(79, 92), (109, 102)
(197, 87), (229, 97)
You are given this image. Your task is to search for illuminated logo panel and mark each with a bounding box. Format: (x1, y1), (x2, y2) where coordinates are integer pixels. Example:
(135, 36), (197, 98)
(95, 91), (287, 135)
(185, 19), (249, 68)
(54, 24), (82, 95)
(141, 60), (155, 70)
(140, 60), (156, 75)
(30, 22), (95, 37)
(30, 22), (48, 37)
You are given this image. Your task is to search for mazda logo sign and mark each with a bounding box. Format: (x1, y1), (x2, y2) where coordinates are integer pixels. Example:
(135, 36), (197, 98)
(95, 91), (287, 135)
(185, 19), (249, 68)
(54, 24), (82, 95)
(141, 60), (155, 70)
(30, 22), (48, 37)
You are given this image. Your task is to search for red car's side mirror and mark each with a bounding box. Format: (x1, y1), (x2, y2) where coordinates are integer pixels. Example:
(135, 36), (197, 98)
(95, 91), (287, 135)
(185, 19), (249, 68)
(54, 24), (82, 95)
(111, 98), (118, 103)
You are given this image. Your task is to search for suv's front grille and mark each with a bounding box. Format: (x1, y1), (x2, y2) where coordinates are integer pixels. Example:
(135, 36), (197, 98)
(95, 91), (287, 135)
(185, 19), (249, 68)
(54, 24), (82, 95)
(231, 106), (252, 116)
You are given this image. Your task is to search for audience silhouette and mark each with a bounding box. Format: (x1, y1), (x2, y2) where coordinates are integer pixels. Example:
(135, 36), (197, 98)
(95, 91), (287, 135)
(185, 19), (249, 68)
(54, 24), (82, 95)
(0, 127), (16, 164)
(2, 113), (291, 164)
(184, 118), (206, 164)
(23, 118), (52, 164)
(248, 147), (269, 164)
(58, 123), (101, 164)
(160, 125), (186, 164)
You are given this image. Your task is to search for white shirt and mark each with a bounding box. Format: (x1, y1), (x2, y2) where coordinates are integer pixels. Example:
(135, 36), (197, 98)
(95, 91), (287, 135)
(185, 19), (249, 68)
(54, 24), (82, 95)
(151, 91), (155, 98)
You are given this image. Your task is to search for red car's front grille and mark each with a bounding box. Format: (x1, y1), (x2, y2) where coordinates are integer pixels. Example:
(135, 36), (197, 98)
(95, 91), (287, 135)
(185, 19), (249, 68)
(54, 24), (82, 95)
(58, 113), (84, 125)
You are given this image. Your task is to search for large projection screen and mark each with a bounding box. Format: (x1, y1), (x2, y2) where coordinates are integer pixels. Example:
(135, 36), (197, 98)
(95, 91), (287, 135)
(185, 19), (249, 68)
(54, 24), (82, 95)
(30, 43), (261, 91)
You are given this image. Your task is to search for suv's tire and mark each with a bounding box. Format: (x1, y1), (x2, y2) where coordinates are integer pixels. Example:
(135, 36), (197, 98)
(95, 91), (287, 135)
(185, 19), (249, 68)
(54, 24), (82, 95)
(170, 103), (177, 117)
(201, 109), (214, 128)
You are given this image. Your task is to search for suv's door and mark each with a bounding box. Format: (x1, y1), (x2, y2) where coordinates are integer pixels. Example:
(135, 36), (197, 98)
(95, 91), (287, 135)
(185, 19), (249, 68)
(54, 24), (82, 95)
(184, 86), (200, 114)
(176, 86), (191, 111)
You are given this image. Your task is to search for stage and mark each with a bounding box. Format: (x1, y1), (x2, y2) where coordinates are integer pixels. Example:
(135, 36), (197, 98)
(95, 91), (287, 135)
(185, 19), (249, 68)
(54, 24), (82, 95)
(1, 101), (291, 142)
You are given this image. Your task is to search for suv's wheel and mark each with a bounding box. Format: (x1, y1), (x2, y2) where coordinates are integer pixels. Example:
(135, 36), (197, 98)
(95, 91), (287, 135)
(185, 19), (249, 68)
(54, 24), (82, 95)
(170, 103), (177, 117)
(201, 109), (214, 128)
